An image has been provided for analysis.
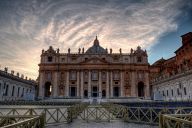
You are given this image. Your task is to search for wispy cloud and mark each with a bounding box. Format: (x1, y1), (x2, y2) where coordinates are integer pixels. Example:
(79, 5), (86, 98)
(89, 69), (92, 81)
(0, 0), (191, 79)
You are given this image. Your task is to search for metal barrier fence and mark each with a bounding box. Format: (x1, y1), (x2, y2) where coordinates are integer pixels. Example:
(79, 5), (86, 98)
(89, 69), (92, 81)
(0, 114), (45, 128)
(159, 114), (192, 128)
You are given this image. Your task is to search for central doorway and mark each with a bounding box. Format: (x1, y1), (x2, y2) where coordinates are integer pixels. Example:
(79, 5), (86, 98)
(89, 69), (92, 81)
(92, 86), (98, 97)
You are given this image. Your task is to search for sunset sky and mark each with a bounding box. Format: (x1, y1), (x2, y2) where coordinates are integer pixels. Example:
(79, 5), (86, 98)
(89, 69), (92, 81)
(0, 0), (191, 79)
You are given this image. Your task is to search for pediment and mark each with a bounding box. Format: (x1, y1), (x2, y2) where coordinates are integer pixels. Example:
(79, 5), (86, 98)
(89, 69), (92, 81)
(79, 57), (109, 65)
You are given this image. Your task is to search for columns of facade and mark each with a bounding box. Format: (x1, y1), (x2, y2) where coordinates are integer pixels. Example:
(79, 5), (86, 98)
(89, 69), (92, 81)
(88, 70), (91, 98)
(65, 71), (69, 97)
(53, 72), (59, 98)
(99, 71), (102, 98)
(110, 71), (113, 98)
(120, 71), (124, 97)
(145, 72), (150, 97)
(131, 71), (136, 96)
(39, 72), (45, 99)
(80, 70), (84, 98)
(77, 71), (80, 97)
(106, 71), (109, 98)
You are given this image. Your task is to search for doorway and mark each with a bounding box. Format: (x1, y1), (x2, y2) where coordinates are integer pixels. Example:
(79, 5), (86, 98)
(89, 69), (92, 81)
(45, 82), (52, 97)
(92, 86), (98, 97)
(138, 81), (145, 97)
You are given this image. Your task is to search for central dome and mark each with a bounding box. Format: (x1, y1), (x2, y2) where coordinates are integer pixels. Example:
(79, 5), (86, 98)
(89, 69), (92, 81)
(85, 36), (107, 54)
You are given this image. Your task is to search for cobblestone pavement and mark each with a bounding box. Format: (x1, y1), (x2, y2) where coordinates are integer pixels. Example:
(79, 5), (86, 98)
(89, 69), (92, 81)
(46, 120), (158, 128)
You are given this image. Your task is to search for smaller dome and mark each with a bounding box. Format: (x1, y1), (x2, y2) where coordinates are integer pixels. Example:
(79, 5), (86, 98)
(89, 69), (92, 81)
(85, 36), (107, 54)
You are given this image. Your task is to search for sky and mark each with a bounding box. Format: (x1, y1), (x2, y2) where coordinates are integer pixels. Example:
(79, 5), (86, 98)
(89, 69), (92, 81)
(0, 0), (191, 80)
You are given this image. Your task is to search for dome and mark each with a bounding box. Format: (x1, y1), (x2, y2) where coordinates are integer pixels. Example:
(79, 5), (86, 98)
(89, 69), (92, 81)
(85, 36), (107, 54)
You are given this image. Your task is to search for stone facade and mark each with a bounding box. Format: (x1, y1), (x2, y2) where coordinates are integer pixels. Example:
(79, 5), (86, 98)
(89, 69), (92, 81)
(0, 68), (37, 101)
(151, 32), (192, 101)
(38, 37), (150, 99)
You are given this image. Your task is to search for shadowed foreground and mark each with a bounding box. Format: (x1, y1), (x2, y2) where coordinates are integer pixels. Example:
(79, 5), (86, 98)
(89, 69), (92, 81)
(46, 120), (158, 128)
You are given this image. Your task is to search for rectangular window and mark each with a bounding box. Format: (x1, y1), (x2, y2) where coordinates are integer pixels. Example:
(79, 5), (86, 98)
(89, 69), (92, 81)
(12, 86), (15, 96)
(21, 88), (24, 97)
(167, 90), (168, 96)
(162, 91), (165, 96)
(184, 87), (187, 95)
(4, 85), (9, 96)
(48, 56), (53, 62)
(18, 87), (20, 97)
(91, 71), (98, 81)
(171, 89), (173, 96)
(177, 88), (180, 95)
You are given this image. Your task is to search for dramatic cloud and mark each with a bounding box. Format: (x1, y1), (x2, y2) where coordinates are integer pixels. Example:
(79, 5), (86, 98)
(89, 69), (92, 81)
(0, 0), (191, 79)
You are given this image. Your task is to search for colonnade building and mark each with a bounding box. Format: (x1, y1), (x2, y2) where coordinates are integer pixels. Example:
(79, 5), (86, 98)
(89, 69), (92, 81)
(38, 37), (150, 99)
(0, 68), (36, 101)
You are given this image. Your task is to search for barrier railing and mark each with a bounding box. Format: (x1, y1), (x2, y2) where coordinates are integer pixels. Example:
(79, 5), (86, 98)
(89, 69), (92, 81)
(159, 114), (192, 128)
(0, 114), (45, 128)
(1, 103), (192, 126)
(0, 103), (88, 125)
(102, 103), (192, 125)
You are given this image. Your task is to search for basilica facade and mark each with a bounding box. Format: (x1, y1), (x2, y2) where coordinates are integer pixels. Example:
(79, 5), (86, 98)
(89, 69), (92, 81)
(38, 37), (150, 99)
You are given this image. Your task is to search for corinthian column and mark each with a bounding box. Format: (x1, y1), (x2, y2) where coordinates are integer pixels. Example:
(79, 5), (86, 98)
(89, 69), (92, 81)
(65, 71), (69, 97)
(99, 71), (102, 98)
(80, 70), (84, 98)
(39, 72), (45, 99)
(120, 71), (124, 97)
(106, 71), (109, 98)
(53, 71), (58, 98)
(88, 70), (91, 98)
(145, 72), (150, 97)
(77, 71), (80, 97)
(131, 71), (136, 97)
(110, 71), (113, 98)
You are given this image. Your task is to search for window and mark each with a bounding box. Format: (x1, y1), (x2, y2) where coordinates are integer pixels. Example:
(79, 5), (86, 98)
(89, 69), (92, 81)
(171, 89), (173, 96)
(102, 58), (105, 61)
(12, 86), (15, 96)
(177, 88), (180, 95)
(18, 87), (20, 97)
(102, 82), (106, 84)
(21, 88), (24, 97)
(48, 56), (53, 62)
(162, 91), (165, 96)
(62, 58), (65, 62)
(115, 82), (118, 84)
(71, 57), (76, 61)
(4, 84), (9, 96)
(85, 58), (88, 61)
(137, 57), (142, 62)
(91, 71), (98, 80)
(179, 83), (182, 89)
(84, 82), (88, 84)
(167, 90), (169, 96)
(184, 87), (187, 95)
(70, 71), (76, 80)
